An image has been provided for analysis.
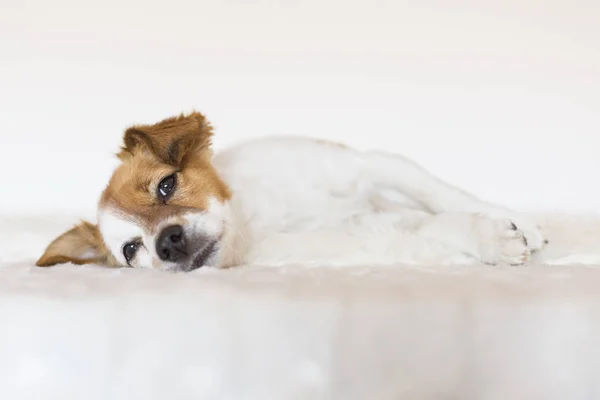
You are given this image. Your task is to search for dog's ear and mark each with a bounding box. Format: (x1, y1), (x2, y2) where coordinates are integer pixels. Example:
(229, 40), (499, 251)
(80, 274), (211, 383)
(36, 221), (110, 267)
(118, 111), (213, 166)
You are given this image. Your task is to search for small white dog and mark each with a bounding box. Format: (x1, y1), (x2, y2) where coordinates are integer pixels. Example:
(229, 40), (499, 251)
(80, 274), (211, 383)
(37, 111), (548, 271)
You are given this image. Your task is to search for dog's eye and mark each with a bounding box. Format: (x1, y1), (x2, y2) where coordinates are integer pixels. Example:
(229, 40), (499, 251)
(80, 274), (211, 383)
(123, 242), (139, 264)
(157, 174), (177, 201)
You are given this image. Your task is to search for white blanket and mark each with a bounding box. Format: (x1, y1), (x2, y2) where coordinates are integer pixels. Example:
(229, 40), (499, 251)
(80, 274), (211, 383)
(2, 213), (600, 400)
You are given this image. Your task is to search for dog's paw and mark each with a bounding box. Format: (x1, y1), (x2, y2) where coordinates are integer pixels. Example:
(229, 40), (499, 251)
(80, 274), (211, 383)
(504, 214), (546, 253)
(473, 216), (537, 266)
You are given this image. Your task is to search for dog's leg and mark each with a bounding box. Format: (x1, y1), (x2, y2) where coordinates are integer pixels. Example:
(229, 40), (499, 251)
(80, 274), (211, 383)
(245, 209), (533, 266)
(244, 228), (479, 266)
(244, 215), (531, 266)
(348, 209), (532, 265)
(364, 151), (546, 253)
(416, 212), (532, 265)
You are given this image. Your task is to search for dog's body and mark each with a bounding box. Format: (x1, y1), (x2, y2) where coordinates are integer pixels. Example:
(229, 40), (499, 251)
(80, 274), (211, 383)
(38, 112), (554, 271)
(214, 136), (545, 267)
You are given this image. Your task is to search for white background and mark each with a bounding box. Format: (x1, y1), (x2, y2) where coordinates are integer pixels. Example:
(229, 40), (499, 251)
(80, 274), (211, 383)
(1, 0), (599, 216)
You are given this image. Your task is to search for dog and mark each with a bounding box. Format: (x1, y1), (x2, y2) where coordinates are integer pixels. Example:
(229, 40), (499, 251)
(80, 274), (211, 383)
(36, 111), (548, 271)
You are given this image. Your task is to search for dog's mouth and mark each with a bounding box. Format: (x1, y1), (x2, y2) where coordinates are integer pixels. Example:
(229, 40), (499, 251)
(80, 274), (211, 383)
(186, 240), (218, 271)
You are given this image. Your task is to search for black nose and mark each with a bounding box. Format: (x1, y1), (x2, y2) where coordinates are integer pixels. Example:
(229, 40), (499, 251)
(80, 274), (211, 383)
(156, 225), (187, 262)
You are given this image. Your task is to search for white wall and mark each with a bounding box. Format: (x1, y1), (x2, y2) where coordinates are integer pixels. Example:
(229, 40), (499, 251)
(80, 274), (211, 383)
(1, 0), (599, 216)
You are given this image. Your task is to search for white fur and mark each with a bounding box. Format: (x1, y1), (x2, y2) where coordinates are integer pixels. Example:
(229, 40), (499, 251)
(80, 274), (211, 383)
(97, 210), (148, 267)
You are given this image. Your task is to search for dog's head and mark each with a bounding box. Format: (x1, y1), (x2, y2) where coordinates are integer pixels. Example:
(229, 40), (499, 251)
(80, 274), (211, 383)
(37, 112), (241, 271)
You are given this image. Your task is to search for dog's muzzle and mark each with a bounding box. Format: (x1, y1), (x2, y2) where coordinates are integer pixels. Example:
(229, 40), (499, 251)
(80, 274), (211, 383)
(156, 224), (216, 271)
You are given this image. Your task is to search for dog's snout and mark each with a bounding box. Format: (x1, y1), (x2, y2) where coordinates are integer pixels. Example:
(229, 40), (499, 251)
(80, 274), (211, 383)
(156, 225), (187, 262)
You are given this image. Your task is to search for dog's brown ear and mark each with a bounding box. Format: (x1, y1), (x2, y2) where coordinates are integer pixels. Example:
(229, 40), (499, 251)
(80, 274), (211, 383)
(119, 111), (213, 166)
(36, 221), (110, 267)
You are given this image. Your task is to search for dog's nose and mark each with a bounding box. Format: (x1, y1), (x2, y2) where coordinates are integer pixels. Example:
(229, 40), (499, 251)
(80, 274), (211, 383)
(156, 224), (187, 262)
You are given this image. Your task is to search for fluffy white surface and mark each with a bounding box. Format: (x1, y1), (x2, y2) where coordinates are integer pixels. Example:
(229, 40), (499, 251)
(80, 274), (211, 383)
(2, 213), (600, 400)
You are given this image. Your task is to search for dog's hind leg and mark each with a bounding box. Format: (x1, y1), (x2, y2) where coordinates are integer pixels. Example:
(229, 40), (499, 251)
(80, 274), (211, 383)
(361, 150), (546, 254)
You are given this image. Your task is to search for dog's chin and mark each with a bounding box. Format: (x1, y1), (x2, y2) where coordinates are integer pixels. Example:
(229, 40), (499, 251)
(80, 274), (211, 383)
(181, 240), (219, 272)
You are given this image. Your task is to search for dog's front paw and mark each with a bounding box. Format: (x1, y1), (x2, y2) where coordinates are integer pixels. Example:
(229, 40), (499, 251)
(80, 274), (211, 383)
(505, 214), (546, 253)
(474, 216), (542, 266)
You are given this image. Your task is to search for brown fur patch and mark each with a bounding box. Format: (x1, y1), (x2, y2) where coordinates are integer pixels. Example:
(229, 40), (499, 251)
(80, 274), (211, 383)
(315, 139), (349, 149)
(119, 111), (213, 167)
(102, 111), (231, 231)
(36, 221), (117, 267)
